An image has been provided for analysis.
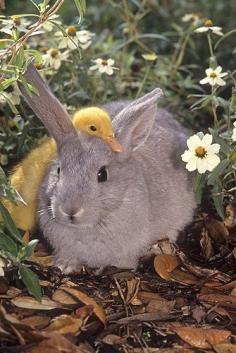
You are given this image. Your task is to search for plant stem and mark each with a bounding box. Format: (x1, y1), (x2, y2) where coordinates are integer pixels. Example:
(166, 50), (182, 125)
(135, 65), (151, 98)
(207, 33), (214, 58)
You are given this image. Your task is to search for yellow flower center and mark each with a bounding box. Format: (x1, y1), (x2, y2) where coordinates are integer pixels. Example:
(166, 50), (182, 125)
(204, 19), (213, 27)
(101, 60), (108, 66)
(67, 26), (77, 37)
(12, 16), (21, 26)
(50, 49), (59, 58)
(210, 72), (217, 78)
(195, 146), (206, 158)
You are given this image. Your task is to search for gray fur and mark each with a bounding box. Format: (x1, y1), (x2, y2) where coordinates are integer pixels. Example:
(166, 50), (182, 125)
(38, 90), (196, 273)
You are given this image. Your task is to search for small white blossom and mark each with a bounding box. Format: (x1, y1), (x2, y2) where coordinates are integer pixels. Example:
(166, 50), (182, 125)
(56, 27), (94, 50)
(41, 14), (61, 32)
(89, 58), (118, 75)
(182, 13), (200, 25)
(200, 66), (227, 87)
(194, 19), (223, 36)
(42, 48), (68, 70)
(181, 133), (220, 174)
(0, 16), (31, 35)
(0, 257), (5, 277)
(0, 86), (21, 106)
(232, 122), (236, 141)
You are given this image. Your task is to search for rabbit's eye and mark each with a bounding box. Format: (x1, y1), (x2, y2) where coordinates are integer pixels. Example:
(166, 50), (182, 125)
(90, 125), (97, 132)
(97, 166), (108, 182)
(57, 166), (60, 176)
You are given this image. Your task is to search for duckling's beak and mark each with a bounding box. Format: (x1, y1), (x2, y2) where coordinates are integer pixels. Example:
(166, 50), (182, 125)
(103, 135), (123, 152)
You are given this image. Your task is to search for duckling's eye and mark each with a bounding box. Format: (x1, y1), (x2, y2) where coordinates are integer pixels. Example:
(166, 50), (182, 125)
(97, 166), (108, 182)
(89, 125), (97, 132)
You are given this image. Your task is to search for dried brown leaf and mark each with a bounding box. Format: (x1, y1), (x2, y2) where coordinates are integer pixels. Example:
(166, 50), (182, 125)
(200, 227), (214, 259)
(30, 254), (53, 267)
(137, 291), (163, 303)
(11, 296), (59, 310)
(213, 343), (236, 353)
(204, 217), (229, 243)
(46, 314), (83, 335)
(54, 287), (106, 325)
(198, 293), (236, 306)
(175, 326), (231, 349)
(28, 332), (83, 353)
(146, 298), (175, 314)
(224, 201), (236, 229)
(170, 269), (198, 285)
(126, 277), (140, 304)
(21, 315), (51, 329)
(154, 254), (180, 280)
(191, 306), (206, 323)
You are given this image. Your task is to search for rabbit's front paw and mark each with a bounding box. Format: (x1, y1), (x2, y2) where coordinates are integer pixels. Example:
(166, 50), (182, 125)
(53, 257), (82, 274)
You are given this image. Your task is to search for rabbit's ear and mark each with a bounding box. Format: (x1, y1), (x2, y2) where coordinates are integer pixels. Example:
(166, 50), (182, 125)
(113, 88), (163, 152)
(19, 64), (77, 144)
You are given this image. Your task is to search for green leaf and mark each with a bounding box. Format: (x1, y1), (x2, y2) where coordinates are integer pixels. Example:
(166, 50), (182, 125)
(212, 186), (224, 220)
(12, 46), (25, 68)
(0, 77), (17, 91)
(73, 0), (86, 19)
(0, 202), (23, 244)
(0, 231), (18, 257)
(17, 239), (39, 262)
(193, 173), (206, 204)
(3, 95), (19, 114)
(208, 128), (231, 155)
(19, 265), (42, 302)
(207, 159), (230, 186)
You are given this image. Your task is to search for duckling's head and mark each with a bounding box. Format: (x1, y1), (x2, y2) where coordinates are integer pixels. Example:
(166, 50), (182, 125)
(73, 107), (123, 152)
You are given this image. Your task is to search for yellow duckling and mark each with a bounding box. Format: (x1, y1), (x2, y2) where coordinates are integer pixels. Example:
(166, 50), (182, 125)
(3, 107), (122, 231)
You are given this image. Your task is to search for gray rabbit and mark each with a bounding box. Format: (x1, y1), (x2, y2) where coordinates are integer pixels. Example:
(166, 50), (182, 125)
(20, 64), (196, 273)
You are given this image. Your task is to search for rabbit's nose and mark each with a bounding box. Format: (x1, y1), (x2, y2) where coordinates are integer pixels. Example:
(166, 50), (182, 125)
(59, 206), (84, 221)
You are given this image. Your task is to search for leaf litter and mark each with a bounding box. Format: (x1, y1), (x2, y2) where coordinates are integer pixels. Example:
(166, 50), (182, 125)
(1, 211), (236, 352)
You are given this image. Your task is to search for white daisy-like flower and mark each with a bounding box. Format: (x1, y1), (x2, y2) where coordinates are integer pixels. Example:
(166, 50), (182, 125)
(182, 13), (200, 25)
(0, 16), (31, 35)
(0, 257), (5, 276)
(0, 85), (21, 106)
(200, 66), (227, 87)
(232, 122), (236, 141)
(41, 14), (61, 32)
(56, 27), (94, 50)
(194, 19), (223, 36)
(42, 48), (69, 70)
(181, 133), (220, 174)
(89, 58), (118, 76)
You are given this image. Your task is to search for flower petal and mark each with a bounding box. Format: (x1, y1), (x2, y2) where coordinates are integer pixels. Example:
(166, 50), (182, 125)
(206, 143), (220, 154)
(187, 135), (201, 151)
(206, 154), (220, 171)
(196, 158), (208, 174)
(195, 27), (208, 33)
(186, 156), (197, 172)
(107, 59), (115, 66)
(201, 133), (212, 147)
(216, 77), (226, 86)
(181, 150), (193, 162)
(200, 77), (209, 85)
(215, 66), (222, 74)
(206, 68), (213, 76)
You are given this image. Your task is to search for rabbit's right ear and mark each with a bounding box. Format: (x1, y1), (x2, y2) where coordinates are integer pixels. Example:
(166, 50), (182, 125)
(19, 64), (77, 144)
(113, 88), (163, 154)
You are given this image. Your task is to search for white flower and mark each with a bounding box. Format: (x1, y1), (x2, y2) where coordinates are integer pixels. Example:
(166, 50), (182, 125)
(56, 27), (94, 50)
(232, 122), (236, 141)
(0, 257), (5, 276)
(194, 20), (223, 36)
(181, 133), (220, 174)
(42, 48), (68, 70)
(200, 66), (227, 86)
(89, 58), (118, 75)
(0, 16), (31, 35)
(0, 85), (21, 106)
(182, 13), (200, 25)
(41, 14), (61, 32)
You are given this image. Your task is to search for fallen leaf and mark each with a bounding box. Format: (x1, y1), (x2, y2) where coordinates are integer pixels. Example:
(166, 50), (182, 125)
(126, 277), (140, 304)
(146, 298), (175, 314)
(30, 254), (53, 267)
(200, 227), (214, 259)
(11, 296), (59, 310)
(213, 343), (236, 353)
(154, 254), (180, 280)
(28, 332), (83, 353)
(46, 314), (83, 335)
(21, 315), (51, 329)
(170, 269), (198, 285)
(224, 201), (236, 229)
(191, 306), (206, 323)
(137, 291), (164, 303)
(175, 326), (231, 349)
(197, 293), (236, 307)
(204, 216), (229, 243)
(53, 286), (106, 325)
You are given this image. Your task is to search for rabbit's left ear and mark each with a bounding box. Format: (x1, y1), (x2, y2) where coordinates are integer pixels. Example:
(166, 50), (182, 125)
(113, 88), (163, 153)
